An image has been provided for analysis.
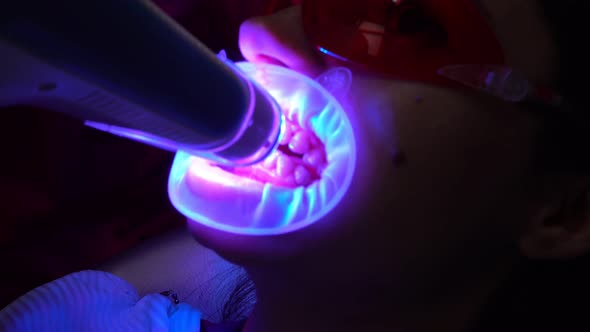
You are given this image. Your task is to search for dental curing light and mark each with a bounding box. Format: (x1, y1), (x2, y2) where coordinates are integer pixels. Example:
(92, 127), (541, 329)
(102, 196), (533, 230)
(0, 0), (282, 166)
(169, 63), (357, 236)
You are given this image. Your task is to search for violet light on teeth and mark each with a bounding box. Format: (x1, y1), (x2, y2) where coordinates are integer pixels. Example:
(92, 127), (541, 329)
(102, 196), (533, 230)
(168, 62), (357, 236)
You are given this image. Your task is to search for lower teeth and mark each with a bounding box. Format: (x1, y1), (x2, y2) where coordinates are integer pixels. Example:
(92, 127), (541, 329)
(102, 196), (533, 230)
(225, 116), (327, 188)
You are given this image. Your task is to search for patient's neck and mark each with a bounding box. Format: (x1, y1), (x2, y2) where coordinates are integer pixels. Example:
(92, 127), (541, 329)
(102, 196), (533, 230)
(241, 261), (513, 332)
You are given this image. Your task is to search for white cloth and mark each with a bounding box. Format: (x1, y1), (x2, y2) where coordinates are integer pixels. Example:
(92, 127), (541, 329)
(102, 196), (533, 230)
(0, 270), (201, 332)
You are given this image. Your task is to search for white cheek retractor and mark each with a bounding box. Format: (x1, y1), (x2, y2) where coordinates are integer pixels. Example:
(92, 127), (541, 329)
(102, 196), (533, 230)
(168, 62), (357, 236)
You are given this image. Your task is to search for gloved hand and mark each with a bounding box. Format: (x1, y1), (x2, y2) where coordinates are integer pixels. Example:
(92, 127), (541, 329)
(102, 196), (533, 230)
(0, 270), (201, 332)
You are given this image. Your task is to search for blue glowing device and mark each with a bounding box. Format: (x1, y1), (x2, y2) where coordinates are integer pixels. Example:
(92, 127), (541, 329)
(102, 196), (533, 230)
(0, 0), (282, 167)
(0, 1), (358, 236)
(169, 63), (357, 235)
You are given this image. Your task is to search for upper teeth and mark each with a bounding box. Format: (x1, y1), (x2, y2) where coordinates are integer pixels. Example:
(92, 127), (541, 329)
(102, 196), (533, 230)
(258, 115), (326, 187)
(289, 131), (311, 155)
(302, 148), (325, 168)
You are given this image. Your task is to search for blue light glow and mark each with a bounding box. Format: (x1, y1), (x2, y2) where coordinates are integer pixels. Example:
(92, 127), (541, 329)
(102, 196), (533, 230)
(318, 47), (350, 63)
(167, 62), (357, 236)
(84, 121), (179, 152)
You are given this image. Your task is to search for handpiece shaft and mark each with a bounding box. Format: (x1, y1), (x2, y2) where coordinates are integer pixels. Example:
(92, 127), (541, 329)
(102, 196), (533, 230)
(0, 0), (282, 166)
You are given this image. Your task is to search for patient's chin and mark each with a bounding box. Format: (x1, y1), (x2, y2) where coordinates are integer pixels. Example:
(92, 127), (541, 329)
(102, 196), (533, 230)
(187, 218), (289, 262)
(184, 215), (346, 267)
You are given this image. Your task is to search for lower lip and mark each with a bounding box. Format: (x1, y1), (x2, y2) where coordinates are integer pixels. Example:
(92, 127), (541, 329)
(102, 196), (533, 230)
(167, 62), (357, 236)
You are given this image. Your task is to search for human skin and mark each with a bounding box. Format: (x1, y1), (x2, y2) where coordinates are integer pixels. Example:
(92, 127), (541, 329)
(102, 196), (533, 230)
(186, 2), (590, 332)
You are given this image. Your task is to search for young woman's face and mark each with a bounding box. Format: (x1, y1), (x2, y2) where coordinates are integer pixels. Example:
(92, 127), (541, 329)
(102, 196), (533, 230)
(187, 0), (556, 280)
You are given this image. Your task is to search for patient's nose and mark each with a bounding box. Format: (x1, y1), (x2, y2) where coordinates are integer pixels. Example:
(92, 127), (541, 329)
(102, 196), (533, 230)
(238, 6), (325, 78)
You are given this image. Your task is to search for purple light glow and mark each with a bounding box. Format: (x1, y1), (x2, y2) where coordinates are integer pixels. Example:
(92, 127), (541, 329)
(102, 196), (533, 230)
(167, 62), (357, 236)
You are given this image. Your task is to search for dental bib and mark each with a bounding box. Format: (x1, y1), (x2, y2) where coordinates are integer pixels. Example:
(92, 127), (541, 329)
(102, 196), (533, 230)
(0, 270), (201, 332)
(168, 63), (356, 235)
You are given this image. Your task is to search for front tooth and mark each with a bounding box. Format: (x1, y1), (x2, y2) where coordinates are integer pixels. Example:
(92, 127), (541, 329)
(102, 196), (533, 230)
(279, 123), (293, 145)
(294, 165), (312, 186)
(277, 155), (295, 177)
(303, 148), (325, 168)
(289, 131), (311, 154)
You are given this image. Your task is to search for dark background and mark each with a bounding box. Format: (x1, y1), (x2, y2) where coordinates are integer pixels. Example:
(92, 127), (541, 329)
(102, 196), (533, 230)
(0, 0), (297, 308)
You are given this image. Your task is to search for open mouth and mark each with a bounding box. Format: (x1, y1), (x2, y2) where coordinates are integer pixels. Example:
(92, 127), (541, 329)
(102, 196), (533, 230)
(224, 112), (327, 188)
(168, 62), (356, 235)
